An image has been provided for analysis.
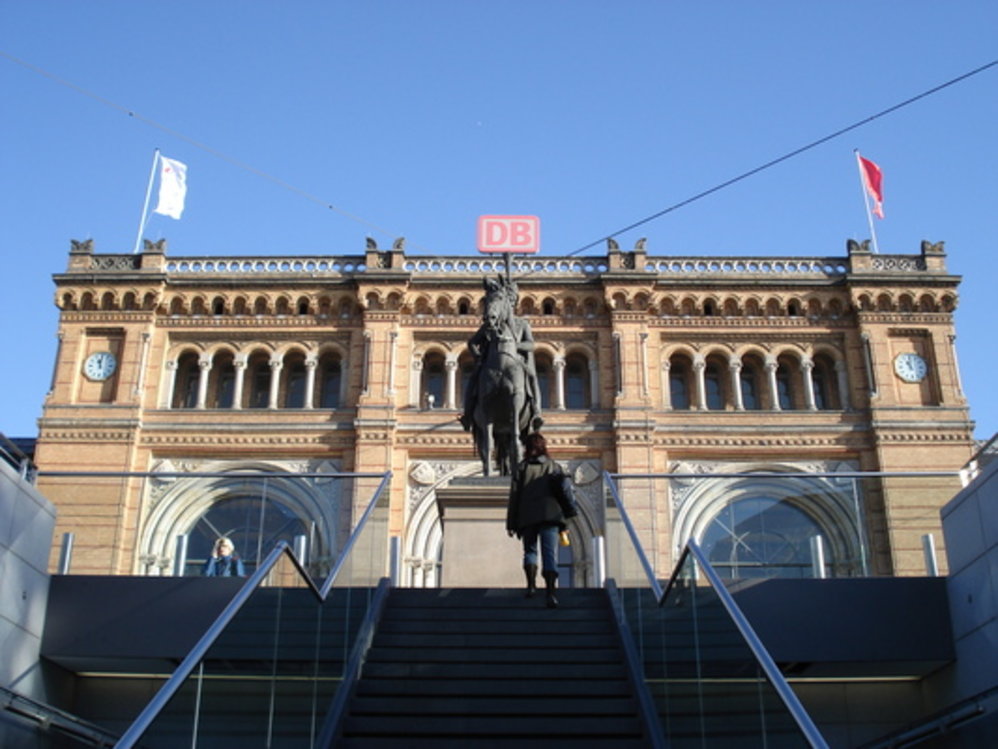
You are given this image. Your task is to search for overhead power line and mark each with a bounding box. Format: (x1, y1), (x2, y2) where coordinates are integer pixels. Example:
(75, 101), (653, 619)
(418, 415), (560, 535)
(0, 49), (413, 248)
(569, 58), (998, 257)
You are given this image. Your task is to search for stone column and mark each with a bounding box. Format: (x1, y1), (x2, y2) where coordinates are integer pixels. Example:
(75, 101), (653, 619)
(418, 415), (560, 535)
(730, 360), (744, 411)
(553, 356), (566, 410)
(444, 358), (458, 410)
(661, 361), (672, 410)
(693, 355), (707, 410)
(268, 358), (283, 409)
(163, 359), (178, 408)
(801, 357), (817, 411)
(232, 354), (247, 410)
(196, 356), (211, 409)
(410, 357), (423, 408)
(588, 357), (599, 409)
(304, 356), (317, 409)
(765, 356), (780, 411)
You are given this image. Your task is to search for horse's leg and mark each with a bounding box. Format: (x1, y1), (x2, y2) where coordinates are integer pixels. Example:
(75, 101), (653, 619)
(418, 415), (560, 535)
(484, 419), (494, 476)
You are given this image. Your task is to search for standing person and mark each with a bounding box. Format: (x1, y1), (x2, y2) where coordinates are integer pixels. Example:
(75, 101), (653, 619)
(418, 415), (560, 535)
(507, 433), (578, 607)
(202, 536), (246, 577)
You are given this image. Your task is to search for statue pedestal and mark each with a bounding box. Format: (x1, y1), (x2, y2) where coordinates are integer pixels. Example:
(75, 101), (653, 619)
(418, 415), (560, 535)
(436, 477), (523, 588)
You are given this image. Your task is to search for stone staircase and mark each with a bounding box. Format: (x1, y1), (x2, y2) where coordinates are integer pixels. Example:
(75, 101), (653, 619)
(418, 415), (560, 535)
(333, 587), (655, 747)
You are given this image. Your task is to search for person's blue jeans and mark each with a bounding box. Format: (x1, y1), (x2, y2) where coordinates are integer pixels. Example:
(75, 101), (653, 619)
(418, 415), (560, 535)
(521, 524), (559, 574)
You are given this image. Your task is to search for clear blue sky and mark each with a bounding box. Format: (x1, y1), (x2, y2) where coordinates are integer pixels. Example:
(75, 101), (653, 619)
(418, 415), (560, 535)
(1, 2), (996, 442)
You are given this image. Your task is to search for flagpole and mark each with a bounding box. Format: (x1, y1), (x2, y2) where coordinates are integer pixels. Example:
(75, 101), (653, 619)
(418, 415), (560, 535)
(133, 149), (160, 254)
(854, 149), (880, 254)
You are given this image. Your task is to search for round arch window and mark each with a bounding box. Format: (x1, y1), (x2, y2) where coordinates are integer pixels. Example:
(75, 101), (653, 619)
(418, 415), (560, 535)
(183, 495), (310, 576)
(701, 497), (829, 579)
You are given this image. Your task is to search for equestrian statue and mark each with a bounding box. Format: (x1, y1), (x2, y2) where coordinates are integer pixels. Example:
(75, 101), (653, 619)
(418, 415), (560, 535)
(459, 274), (543, 476)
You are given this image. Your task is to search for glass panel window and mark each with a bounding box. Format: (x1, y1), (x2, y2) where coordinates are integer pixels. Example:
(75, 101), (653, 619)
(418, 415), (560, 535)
(565, 355), (589, 409)
(705, 364), (724, 410)
(702, 497), (828, 579)
(249, 363), (270, 409)
(740, 365), (760, 410)
(216, 364), (235, 408)
(285, 362), (307, 408)
(670, 365), (690, 410)
(776, 368), (794, 410)
(319, 360), (342, 408)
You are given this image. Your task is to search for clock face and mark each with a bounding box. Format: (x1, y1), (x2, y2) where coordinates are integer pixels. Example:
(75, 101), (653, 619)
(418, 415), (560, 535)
(893, 352), (927, 383)
(84, 351), (117, 381)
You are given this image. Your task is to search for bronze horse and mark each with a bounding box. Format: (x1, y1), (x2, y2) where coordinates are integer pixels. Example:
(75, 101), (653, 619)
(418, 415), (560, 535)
(466, 276), (541, 476)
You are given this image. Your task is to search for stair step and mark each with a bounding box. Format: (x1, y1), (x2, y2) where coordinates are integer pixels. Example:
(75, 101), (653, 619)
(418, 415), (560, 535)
(360, 661), (630, 680)
(376, 618), (611, 634)
(341, 714), (644, 738)
(348, 695), (638, 716)
(337, 738), (649, 748)
(364, 646), (623, 664)
(355, 678), (635, 698)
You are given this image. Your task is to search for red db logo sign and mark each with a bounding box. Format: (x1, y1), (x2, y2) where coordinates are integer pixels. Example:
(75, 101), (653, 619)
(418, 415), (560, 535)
(477, 215), (540, 254)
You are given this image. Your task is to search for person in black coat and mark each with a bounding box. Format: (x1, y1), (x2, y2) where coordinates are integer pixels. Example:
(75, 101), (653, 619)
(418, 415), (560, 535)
(507, 433), (578, 607)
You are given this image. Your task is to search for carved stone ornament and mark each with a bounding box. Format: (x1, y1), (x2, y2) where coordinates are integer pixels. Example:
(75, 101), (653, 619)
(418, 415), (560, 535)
(572, 461), (601, 486)
(410, 461), (437, 486)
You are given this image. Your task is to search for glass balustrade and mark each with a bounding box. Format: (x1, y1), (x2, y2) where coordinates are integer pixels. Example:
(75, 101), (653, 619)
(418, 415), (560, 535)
(115, 472), (390, 748)
(604, 471), (829, 748)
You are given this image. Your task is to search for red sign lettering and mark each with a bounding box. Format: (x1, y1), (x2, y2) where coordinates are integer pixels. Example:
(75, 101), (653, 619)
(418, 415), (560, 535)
(477, 215), (540, 254)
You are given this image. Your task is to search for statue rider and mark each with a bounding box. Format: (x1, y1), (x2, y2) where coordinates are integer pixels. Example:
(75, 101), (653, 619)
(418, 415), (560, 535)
(459, 277), (543, 433)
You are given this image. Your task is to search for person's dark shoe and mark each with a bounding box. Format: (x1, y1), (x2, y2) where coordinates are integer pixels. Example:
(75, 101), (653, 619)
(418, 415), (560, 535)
(543, 571), (559, 608)
(524, 564), (538, 598)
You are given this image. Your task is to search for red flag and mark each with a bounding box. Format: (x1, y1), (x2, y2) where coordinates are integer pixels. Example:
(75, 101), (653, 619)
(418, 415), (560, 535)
(858, 155), (884, 219)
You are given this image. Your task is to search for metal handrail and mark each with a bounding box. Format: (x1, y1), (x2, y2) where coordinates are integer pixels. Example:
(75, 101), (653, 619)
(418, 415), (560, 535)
(114, 470), (391, 749)
(680, 540), (829, 748)
(608, 470), (963, 479)
(602, 470), (663, 599)
(603, 471), (829, 748)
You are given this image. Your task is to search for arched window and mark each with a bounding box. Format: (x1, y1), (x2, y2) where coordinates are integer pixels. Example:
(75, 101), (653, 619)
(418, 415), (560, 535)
(811, 353), (839, 411)
(318, 353), (343, 408)
(702, 497), (829, 579)
(704, 356), (727, 410)
(283, 353), (308, 408)
(172, 352), (201, 409)
(245, 353), (271, 409)
(183, 495), (310, 577)
(535, 352), (553, 409)
(669, 355), (693, 410)
(776, 355), (798, 410)
(209, 352), (236, 409)
(740, 361), (762, 410)
(421, 352), (446, 409)
(564, 353), (590, 409)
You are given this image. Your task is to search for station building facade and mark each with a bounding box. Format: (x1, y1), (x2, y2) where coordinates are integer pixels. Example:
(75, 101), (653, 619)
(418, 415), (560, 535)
(34, 237), (975, 585)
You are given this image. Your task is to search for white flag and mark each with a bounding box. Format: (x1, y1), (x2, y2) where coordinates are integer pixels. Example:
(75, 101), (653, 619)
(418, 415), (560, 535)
(153, 156), (188, 219)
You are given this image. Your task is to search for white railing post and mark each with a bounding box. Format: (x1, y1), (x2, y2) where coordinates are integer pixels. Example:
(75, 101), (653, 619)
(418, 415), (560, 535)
(173, 534), (189, 577)
(922, 533), (939, 577)
(58, 532), (74, 574)
(591, 535), (606, 588)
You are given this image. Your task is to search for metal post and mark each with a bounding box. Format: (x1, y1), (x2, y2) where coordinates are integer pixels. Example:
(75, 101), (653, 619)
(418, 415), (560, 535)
(173, 534), (189, 577)
(810, 536), (827, 579)
(58, 532), (74, 574)
(922, 533), (939, 577)
(591, 535), (606, 588)
(293, 534), (308, 566)
(389, 536), (402, 587)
